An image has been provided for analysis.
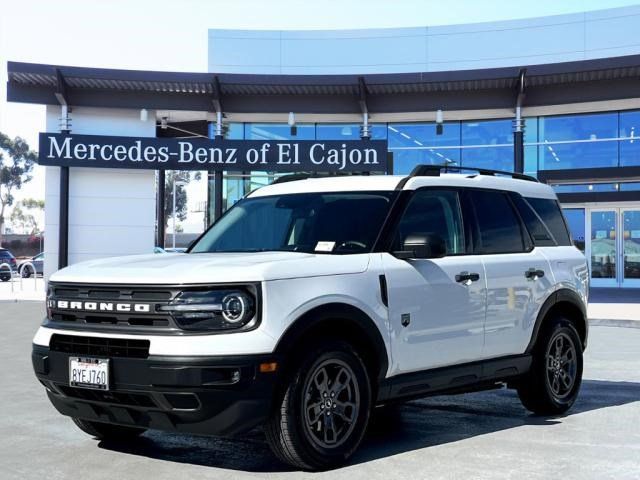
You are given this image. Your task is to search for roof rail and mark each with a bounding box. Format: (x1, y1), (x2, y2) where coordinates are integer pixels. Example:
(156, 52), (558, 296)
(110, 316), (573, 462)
(407, 165), (539, 183)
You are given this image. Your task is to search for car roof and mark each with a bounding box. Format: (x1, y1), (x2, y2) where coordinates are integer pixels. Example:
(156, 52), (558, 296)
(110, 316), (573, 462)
(248, 173), (557, 200)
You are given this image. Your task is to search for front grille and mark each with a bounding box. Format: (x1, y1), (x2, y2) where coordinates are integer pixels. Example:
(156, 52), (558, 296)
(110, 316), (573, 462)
(50, 334), (150, 359)
(58, 385), (156, 407)
(48, 283), (179, 332)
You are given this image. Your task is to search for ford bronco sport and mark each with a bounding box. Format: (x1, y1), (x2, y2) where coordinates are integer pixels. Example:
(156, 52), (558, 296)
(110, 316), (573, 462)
(32, 165), (588, 470)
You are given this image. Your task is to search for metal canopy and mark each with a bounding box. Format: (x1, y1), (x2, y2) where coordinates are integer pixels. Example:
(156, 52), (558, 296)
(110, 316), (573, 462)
(8, 54), (640, 113)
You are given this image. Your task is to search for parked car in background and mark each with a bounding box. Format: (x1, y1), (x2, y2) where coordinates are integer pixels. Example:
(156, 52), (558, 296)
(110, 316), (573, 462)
(0, 248), (18, 281)
(19, 252), (44, 278)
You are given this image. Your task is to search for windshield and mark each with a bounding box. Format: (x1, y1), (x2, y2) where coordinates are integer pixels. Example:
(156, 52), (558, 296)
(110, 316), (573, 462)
(191, 191), (396, 255)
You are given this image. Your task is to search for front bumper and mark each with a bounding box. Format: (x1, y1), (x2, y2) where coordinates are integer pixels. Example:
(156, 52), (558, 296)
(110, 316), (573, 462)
(32, 345), (280, 437)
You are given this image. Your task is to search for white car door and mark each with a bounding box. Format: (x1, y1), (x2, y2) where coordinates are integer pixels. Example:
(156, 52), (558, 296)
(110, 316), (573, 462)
(382, 188), (486, 376)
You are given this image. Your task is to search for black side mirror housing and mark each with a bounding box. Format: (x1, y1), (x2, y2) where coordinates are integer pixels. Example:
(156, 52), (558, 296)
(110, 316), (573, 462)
(393, 233), (447, 260)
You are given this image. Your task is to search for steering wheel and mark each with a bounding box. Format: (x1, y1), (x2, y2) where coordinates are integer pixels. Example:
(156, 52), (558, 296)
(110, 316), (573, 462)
(336, 240), (367, 251)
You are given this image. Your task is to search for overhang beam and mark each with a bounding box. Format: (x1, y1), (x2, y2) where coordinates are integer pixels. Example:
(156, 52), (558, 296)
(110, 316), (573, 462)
(54, 68), (68, 106)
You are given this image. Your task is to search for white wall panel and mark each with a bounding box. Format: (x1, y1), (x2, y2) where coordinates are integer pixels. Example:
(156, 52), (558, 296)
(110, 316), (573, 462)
(208, 6), (640, 75)
(44, 106), (156, 280)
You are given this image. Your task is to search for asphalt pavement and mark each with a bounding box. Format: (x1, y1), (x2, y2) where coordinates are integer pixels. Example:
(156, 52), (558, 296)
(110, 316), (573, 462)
(0, 301), (639, 479)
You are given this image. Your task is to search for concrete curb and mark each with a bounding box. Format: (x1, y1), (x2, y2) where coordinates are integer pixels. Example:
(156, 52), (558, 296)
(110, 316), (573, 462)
(589, 318), (640, 329)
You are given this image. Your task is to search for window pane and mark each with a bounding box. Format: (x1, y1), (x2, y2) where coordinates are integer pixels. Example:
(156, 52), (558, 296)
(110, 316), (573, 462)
(525, 198), (572, 246)
(225, 122), (244, 139)
(469, 190), (524, 254)
(623, 210), (640, 280)
(388, 122), (461, 173)
(591, 211), (617, 279)
(462, 119), (513, 171)
(391, 148), (461, 175)
(538, 113), (618, 170)
(619, 111), (640, 166)
(511, 195), (555, 246)
(388, 122), (460, 148)
(316, 123), (387, 140)
(244, 123), (315, 140)
(394, 190), (465, 255)
(462, 119), (512, 145)
(461, 146), (514, 171)
(524, 117), (539, 176)
(563, 208), (585, 252)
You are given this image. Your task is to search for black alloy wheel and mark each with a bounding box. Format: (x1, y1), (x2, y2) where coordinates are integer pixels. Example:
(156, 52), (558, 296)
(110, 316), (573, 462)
(265, 341), (372, 471)
(517, 317), (583, 415)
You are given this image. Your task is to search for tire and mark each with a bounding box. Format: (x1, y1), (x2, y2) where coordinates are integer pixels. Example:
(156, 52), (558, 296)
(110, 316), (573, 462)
(517, 317), (583, 415)
(71, 417), (146, 441)
(265, 341), (372, 471)
(0, 274), (9, 282)
(21, 266), (32, 278)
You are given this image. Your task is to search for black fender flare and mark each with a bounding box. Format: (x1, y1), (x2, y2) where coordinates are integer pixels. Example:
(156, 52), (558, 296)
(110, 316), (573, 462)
(525, 288), (588, 353)
(273, 302), (389, 383)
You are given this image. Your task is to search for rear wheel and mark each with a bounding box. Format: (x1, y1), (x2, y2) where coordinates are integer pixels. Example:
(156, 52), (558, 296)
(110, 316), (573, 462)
(517, 317), (583, 415)
(72, 418), (146, 440)
(265, 341), (372, 471)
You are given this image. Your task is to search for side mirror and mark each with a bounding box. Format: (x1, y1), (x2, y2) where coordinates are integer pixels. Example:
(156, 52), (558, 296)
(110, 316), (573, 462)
(393, 233), (447, 260)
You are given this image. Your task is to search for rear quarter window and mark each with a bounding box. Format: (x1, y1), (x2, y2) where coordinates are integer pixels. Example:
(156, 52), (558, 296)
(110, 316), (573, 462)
(525, 197), (572, 246)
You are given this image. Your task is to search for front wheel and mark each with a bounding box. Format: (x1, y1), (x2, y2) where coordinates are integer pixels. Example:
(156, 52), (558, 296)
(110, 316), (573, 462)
(517, 317), (583, 415)
(265, 341), (372, 471)
(72, 417), (146, 440)
(21, 266), (32, 278)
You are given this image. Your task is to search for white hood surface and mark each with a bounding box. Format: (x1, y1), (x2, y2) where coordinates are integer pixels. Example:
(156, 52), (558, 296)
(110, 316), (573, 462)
(49, 252), (371, 285)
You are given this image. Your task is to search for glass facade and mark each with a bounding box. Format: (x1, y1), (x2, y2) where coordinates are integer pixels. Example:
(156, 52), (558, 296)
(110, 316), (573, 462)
(209, 109), (640, 218)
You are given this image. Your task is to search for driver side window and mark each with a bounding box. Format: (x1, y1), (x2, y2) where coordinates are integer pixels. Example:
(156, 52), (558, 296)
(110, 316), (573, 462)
(394, 189), (466, 255)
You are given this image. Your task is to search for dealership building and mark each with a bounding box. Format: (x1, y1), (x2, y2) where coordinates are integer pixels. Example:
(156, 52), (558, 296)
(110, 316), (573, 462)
(6, 5), (640, 287)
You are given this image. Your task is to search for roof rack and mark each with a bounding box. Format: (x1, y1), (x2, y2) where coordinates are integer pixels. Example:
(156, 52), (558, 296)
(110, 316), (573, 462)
(408, 165), (539, 183)
(271, 172), (352, 185)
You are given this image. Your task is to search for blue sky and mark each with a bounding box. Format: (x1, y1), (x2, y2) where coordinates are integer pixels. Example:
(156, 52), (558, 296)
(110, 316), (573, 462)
(0, 0), (638, 229)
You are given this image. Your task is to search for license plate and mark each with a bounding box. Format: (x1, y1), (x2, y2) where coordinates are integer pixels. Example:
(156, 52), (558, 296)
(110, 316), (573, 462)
(69, 357), (110, 390)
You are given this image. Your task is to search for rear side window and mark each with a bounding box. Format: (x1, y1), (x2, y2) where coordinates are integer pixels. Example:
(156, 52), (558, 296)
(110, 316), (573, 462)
(511, 194), (556, 246)
(469, 190), (526, 254)
(525, 197), (572, 246)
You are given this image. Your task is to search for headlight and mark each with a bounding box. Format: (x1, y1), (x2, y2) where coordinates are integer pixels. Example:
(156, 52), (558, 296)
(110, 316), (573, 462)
(159, 287), (257, 332)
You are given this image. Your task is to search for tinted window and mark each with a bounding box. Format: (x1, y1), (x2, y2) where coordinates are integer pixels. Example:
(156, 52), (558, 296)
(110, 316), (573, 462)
(526, 198), (572, 246)
(394, 190), (465, 255)
(511, 195), (556, 246)
(469, 190), (525, 254)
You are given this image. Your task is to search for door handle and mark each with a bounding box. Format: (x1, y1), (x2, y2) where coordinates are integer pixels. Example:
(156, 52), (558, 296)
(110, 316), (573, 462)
(455, 271), (480, 283)
(525, 268), (545, 280)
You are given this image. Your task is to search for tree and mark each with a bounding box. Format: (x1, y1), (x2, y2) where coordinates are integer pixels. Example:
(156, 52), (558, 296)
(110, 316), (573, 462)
(9, 204), (38, 234)
(9, 198), (44, 234)
(163, 171), (201, 230)
(0, 133), (37, 246)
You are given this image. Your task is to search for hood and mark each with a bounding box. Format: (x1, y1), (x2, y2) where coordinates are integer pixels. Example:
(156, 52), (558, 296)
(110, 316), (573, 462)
(49, 251), (371, 285)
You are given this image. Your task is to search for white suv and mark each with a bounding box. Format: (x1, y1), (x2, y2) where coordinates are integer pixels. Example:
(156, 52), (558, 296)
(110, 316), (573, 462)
(32, 166), (589, 470)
